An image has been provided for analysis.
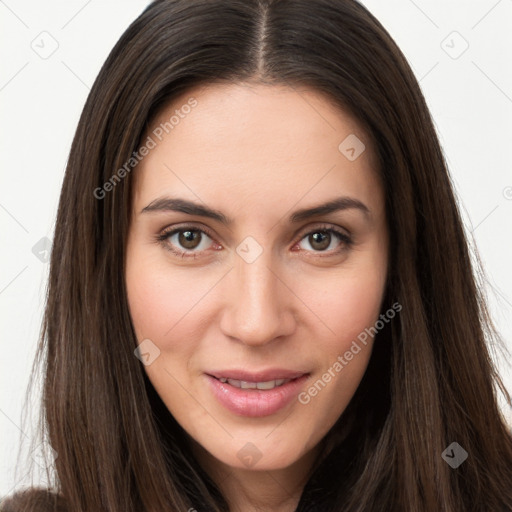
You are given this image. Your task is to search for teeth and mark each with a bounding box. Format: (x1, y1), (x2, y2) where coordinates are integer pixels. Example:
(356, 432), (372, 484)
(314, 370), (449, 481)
(219, 377), (291, 390)
(256, 380), (277, 390)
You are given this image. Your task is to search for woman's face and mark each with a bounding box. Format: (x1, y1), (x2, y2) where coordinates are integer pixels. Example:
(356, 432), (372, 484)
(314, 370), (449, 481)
(126, 83), (388, 472)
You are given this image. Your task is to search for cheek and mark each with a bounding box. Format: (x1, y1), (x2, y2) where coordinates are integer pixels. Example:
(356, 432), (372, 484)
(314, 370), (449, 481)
(296, 272), (386, 436)
(126, 269), (178, 341)
(304, 258), (387, 353)
(329, 273), (384, 340)
(336, 239), (388, 341)
(295, 244), (388, 428)
(126, 248), (212, 344)
(298, 254), (387, 420)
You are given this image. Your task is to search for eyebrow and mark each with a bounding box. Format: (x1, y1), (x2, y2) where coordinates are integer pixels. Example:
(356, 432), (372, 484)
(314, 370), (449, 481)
(140, 196), (371, 224)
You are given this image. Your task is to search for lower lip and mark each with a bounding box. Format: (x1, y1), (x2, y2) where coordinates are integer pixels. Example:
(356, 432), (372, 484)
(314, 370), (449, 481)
(205, 374), (309, 417)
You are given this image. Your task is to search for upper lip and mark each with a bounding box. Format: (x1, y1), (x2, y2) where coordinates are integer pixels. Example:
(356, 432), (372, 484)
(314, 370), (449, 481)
(207, 369), (308, 382)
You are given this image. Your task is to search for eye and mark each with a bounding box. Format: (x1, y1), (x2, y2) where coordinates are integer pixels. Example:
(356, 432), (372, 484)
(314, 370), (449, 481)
(294, 225), (353, 256)
(156, 226), (219, 258)
(156, 223), (352, 259)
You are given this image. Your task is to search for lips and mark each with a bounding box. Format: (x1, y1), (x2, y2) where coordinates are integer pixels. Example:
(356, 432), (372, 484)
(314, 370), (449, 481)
(205, 369), (310, 417)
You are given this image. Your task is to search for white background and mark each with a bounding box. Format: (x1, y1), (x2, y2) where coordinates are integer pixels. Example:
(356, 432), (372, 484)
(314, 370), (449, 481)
(1, 0), (511, 497)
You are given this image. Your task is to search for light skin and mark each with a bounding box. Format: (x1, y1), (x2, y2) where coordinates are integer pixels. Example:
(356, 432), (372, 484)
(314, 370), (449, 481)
(125, 82), (389, 512)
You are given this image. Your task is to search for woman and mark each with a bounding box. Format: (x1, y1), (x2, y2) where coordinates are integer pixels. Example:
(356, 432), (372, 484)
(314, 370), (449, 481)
(3, 0), (512, 511)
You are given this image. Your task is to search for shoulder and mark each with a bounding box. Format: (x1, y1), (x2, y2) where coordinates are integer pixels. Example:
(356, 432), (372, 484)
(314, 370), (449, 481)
(1, 489), (67, 512)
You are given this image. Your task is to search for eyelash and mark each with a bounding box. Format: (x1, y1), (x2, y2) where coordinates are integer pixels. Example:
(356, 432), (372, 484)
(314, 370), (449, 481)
(155, 223), (353, 259)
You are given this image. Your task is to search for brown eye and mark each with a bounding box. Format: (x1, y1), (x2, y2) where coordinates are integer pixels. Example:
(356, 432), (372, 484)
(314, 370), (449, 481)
(178, 230), (202, 250)
(308, 231), (331, 251)
(158, 227), (216, 257)
(296, 226), (352, 255)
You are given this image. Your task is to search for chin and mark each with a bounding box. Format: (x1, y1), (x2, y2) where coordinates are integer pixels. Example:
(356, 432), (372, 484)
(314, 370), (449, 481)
(199, 434), (317, 473)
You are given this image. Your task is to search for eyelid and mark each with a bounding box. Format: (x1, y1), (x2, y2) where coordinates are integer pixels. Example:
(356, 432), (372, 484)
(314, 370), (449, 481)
(295, 222), (351, 240)
(158, 222), (217, 242)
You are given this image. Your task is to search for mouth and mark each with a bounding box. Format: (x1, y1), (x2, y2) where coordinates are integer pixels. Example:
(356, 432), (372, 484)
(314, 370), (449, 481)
(205, 369), (310, 417)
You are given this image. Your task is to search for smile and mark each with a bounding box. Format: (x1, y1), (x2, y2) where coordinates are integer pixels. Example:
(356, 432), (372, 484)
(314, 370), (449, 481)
(205, 370), (310, 417)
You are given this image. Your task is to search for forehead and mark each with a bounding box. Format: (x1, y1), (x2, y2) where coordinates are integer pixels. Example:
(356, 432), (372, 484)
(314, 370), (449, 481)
(132, 82), (383, 217)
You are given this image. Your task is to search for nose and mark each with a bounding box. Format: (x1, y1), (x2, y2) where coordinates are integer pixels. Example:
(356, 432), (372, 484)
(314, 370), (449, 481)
(219, 249), (296, 347)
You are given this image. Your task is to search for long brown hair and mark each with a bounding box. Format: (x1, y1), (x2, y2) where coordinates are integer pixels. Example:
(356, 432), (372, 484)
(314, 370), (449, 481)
(3, 0), (512, 510)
